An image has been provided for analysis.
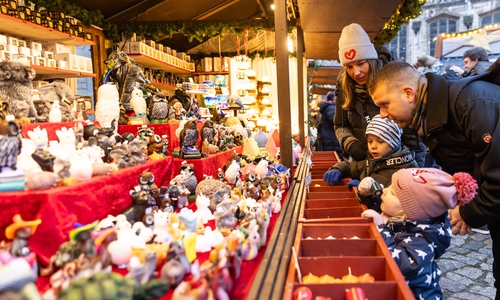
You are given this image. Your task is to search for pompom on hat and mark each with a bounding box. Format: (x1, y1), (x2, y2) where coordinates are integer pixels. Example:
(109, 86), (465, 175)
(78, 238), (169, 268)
(365, 114), (402, 150)
(338, 23), (378, 66)
(392, 168), (478, 221)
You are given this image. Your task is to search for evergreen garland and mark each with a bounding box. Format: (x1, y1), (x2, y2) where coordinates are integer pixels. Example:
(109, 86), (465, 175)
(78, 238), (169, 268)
(374, 0), (426, 46)
(25, 0), (425, 47)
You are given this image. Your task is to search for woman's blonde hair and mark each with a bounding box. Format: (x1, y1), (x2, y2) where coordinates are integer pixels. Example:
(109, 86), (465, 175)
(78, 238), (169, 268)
(340, 59), (383, 110)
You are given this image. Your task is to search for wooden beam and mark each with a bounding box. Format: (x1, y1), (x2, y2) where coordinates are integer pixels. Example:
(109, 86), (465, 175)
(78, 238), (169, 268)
(297, 25), (305, 148)
(274, 0), (293, 169)
(191, 0), (241, 20)
(106, 0), (165, 23)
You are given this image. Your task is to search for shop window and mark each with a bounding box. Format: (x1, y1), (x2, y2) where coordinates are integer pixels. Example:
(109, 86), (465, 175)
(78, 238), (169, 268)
(481, 11), (500, 27)
(389, 25), (407, 61)
(429, 18), (457, 56)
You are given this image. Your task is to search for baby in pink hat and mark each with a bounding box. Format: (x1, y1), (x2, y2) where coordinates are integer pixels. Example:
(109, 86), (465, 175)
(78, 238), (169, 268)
(362, 168), (478, 300)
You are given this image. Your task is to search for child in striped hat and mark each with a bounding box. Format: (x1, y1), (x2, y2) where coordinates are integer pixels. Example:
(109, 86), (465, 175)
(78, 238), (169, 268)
(323, 114), (418, 211)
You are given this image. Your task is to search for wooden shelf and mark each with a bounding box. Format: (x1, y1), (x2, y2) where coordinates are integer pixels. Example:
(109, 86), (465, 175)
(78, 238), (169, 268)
(192, 71), (229, 75)
(32, 65), (97, 78)
(0, 14), (94, 46)
(150, 80), (176, 91)
(127, 53), (191, 75)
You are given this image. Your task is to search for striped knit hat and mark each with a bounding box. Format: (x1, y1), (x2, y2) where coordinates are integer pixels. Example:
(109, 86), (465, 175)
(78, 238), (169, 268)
(365, 114), (402, 149)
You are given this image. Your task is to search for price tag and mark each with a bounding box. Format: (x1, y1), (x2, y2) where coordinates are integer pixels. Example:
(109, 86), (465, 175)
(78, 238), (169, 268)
(306, 156), (312, 167)
(305, 172), (312, 187)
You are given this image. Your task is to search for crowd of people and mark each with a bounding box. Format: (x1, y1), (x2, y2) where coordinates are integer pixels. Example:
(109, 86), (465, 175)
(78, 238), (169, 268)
(313, 22), (500, 300)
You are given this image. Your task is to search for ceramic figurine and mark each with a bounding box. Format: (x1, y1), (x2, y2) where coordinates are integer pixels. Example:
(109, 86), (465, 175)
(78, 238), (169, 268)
(121, 186), (149, 225)
(201, 120), (217, 145)
(161, 134), (169, 155)
(0, 116), (22, 172)
(0, 98), (8, 121)
(114, 214), (132, 230)
(194, 193), (214, 224)
(107, 238), (132, 269)
(147, 134), (164, 156)
(160, 241), (190, 287)
(179, 119), (199, 155)
(209, 184), (232, 213)
(129, 88), (148, 124)
(159, 186), (174, 213)
(210, 257), (231, 299)
(216, 127), (228, 151)
(91, 226), (117, 268)
(138, 170), (160, 213)
(241, 225), (260, 261)
(5, 214), (41, 257)
(125, 249), (157, 287)
(95, 83), (120, 130)
(148, 94), (170, 121)
(179, 162), (197, 195)
(41, 221), (98, 277)
(224, 160), (241, 187)
(172, 101), (186, 120)
(168, 185), (180, 211)
(26, 126), (48, 150)
(48, 99), (62, 123)
(214, 199), (238, 230)
(178, 208), (198, 233)
(170, 172), (191, 209)
(243, 172), (261, 200)
(201, 139), (219, 156)
(172, 260), (209, 300)
(0, 257), (39, 297)
(254, 159), (269, 180)
(38, 81), (77, 122)
(152, 210), (172, 244)
(137, 126), (154, 143)
(17, 138), (42, 176)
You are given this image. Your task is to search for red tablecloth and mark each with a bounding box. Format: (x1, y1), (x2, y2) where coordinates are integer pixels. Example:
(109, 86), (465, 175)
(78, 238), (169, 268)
(0, 157), (175, 264)
(172, 146), (243, 182)
(118, 122), (205, 154)
(21, 122), (86, 141)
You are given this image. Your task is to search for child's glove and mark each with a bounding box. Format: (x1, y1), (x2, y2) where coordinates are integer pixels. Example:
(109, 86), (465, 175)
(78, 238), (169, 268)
(323, 169), (342, 185)
(361, 209), (384, 226)
(346, 179), (360, 188)
(358, 177), (375, 195)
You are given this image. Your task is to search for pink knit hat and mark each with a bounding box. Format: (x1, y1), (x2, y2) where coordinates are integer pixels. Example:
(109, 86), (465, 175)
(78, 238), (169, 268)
(391, 168), (478, 220)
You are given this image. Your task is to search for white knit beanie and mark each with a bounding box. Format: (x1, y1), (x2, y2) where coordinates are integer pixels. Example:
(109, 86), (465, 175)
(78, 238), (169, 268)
(338, 23), (378, 66)
(365, 115), (402, 150)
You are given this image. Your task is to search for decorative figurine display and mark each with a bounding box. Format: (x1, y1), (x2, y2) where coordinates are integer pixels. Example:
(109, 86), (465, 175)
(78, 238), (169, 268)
(147, 134), (164, 156)
(148, 94), (170, 122)
(103, 49), (146, 112)
(38, 81), (77, 122)
(5, 214), (42, 257)
(0, 59), (43, 122)
(121, 186), (150, 224)
(201, 120), (217, 145)
(48, 99), (62, 123)
(0, 116), (23, 172)
(94, 83), (120, 130)
(129, 88), (149, 125)
(179, 119), (199, 152)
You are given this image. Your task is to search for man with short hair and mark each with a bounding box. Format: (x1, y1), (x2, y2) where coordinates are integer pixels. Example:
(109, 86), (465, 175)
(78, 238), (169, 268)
(368, 59), (500, 299)
(463, 46), (492, 76)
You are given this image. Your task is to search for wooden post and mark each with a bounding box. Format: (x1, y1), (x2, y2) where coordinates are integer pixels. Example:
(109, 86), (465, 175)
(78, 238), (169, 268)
(274, 0), (293, 168)
(297, 25), (305, 148)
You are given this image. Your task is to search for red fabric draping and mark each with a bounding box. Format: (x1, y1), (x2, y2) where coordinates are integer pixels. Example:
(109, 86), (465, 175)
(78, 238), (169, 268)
(0, 157), (175, 264)
(118, 122), (205, 154)
(21, 122), (86, 141)
(172, 146), (243, 182)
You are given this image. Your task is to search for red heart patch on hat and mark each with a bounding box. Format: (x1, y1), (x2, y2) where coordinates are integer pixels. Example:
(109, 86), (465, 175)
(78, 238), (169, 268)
(344, 49), (356, 60)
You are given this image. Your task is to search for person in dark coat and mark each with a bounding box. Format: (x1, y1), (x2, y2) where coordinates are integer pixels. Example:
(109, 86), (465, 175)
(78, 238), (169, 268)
(362, 168), (477, 299)
(323, 115), (418, 211)
(333, 23), (426, 166)
(368, 59), (500, 299)
(315, 92), (342, 158)
(463, 46), (492, 77)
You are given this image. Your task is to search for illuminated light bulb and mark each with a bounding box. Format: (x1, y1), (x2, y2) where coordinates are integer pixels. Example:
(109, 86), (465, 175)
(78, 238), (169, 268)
(262, 108), (271, 116)
(271, 4), (275, 10)
(261, 97), (270, 105)
(261, 86), (270, 94)
(262, 75), (270, 82)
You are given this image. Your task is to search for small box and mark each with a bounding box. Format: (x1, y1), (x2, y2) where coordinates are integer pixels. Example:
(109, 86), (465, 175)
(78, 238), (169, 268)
(222, 57), (231, 71)
(42, 50), (54, 59)
(156, 44), (163, 52)
(202, 57), (213, 72)
(177, 52), (186, 61)
(32, 80), (50, 89)
(48, 59), (56, 68)
(172, 49), (177, 57)
(38, 57), (46, 66)
(17, 40), (27, 48)
(55, 53), (78, 70)
(85, 57), (93, 73)
(25, 55), (34, 65)
(117, 42), (129, 53)
(5, 44), (18, 54)
(186, 55), (191, 63)
(165, 47), (171, 54)
(7, 37), (18, 46)
(31, 49), (41, 57)
(44, 42), (71, 54)
(12, 54), (28, 61)
(0, 44), (5, 51)
(58, 60), (67, 69)
(30, 41), (42, 51)
(18, 47), (31, 55)
(0, 35), (6, 45)
(213, 56), (222, 72)
(128, 41), (146, 54)
(145, 40), (155, 48)
(188, 62), (195, 72)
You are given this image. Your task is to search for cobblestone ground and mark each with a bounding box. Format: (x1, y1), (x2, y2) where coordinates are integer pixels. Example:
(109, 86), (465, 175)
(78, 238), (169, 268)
(438, 231), (495, 300)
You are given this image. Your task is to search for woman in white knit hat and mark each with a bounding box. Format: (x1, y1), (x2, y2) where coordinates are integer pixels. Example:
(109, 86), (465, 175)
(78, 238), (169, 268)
(324, 114), (418, 211)
(333, 23), (426, 166)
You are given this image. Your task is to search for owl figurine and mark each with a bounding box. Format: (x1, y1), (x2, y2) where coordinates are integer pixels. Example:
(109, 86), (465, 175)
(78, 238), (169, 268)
(147, 134), (164, 156)
(201, 120), (217, 145)
(148, 94), (169, 121)
(0, 116), (23, 172)
(179, 119), (199, 153)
